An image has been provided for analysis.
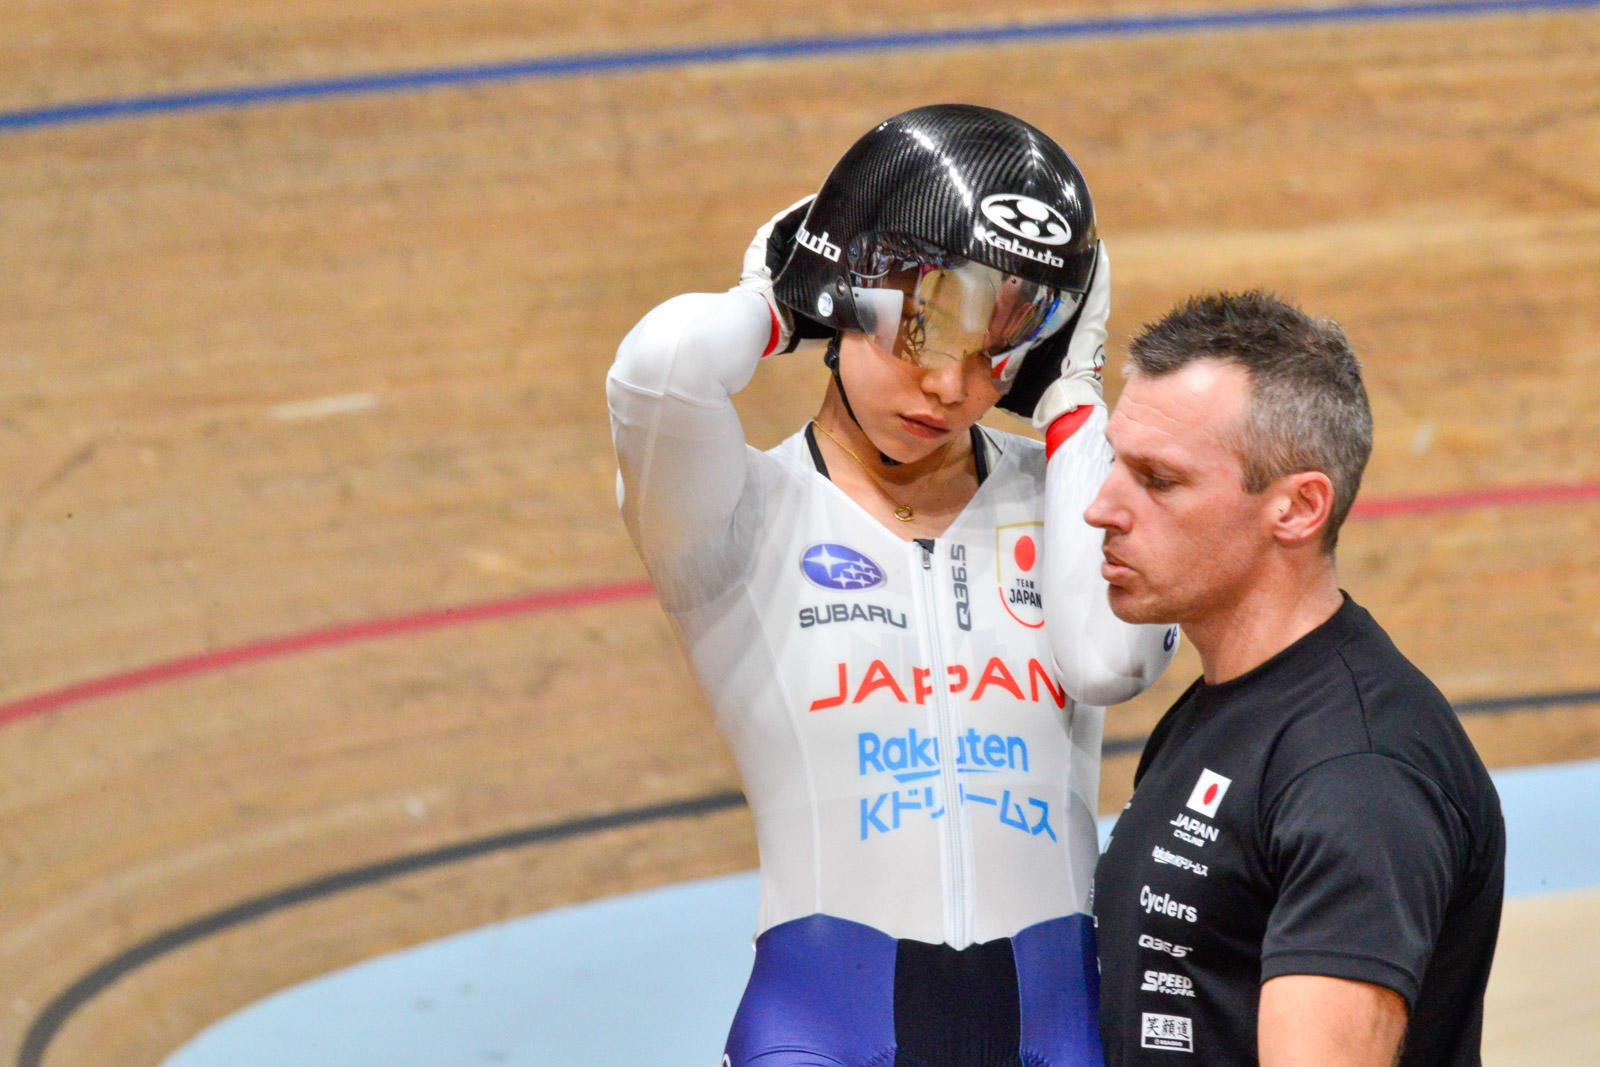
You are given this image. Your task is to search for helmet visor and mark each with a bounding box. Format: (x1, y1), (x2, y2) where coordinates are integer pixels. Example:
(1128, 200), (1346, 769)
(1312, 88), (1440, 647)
(848, 236), (1061, 374)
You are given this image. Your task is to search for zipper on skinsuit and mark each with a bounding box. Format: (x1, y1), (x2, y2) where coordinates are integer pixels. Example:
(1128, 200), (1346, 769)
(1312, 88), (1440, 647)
(915, 536), (968, 946)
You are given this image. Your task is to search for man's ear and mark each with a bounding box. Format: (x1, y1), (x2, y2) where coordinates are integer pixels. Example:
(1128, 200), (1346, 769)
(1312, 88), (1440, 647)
(1269, 471), (1334, 548)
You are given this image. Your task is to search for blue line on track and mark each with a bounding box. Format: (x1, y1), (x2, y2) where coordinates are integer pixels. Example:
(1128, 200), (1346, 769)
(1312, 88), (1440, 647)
(3, 0), (1596, 133)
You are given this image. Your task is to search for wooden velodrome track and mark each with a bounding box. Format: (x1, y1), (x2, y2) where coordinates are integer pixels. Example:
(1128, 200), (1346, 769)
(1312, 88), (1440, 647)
(3, 1), (1598, 1063)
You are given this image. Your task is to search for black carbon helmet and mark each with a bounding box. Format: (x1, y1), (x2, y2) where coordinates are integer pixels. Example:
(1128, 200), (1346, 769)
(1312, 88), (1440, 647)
(773, 104), (1097, 337)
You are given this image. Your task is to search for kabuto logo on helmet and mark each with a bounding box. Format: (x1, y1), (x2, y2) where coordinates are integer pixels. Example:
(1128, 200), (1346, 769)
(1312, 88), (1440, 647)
(979, 194), (1074, 246)
(795, 223), (842, 263)
(976, 194), (1070, 269)
(976, 227), (1067, 270)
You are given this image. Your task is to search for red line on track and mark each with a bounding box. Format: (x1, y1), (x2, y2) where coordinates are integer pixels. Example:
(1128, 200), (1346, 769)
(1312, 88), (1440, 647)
(1350, 480), (1600, 518)
(3, 478), (1597, 730)
(0, 580), (653, 729)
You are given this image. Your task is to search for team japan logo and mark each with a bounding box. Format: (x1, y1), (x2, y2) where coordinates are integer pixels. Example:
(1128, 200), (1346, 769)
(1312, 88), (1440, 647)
(980, 194), (1074, 246)
(996, 523), (1044, 628)
(1185, 768), (1232, 818)
(801, 543), (885, 591)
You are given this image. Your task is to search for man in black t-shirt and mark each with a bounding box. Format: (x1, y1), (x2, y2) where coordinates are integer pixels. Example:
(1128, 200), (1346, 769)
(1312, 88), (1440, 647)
(1083, 291), (1504, 1065)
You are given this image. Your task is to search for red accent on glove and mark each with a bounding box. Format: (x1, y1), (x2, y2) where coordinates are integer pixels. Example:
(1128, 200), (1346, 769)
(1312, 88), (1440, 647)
(1045, 405), (1095, 460)
(761, 304), (783, 358)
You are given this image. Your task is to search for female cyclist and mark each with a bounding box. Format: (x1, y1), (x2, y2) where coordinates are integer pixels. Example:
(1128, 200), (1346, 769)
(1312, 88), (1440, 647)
(607, 104), (1177, 1066)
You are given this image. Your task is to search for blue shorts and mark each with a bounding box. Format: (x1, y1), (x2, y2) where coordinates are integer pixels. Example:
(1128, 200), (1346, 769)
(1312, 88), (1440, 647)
(723, 913), (1102, 1066)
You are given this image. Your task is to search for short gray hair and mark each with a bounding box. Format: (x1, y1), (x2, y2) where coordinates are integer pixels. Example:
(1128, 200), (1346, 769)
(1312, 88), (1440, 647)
(1127, 290), (1372, 552)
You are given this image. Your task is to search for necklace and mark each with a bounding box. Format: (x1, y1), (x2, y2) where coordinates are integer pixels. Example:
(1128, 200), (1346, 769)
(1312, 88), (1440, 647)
(811, 420), (953, 522)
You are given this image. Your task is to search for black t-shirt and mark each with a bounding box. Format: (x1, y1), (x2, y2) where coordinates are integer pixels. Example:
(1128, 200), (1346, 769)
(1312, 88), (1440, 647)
(1094, 595), (1505, 1065)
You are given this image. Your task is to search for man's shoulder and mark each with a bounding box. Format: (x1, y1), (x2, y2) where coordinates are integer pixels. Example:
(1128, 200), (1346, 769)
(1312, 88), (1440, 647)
(1269, 600), (1496, 821)
(1276, 597), (1452, 733)
(1326, 600), (1460, 749)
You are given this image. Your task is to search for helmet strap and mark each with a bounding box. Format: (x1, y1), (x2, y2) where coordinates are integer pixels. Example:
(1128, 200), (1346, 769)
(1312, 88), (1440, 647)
(823, 334), (901, 467)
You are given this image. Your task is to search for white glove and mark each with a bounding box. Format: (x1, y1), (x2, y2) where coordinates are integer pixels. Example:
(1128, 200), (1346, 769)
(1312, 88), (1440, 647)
(1032, 240), (1110, 431)
(737, 195), (815, 358)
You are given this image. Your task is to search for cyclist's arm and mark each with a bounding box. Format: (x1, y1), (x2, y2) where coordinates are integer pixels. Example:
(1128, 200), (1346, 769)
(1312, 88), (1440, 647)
(1041, 404), (1177, 705)
(606, 288), (771, 603)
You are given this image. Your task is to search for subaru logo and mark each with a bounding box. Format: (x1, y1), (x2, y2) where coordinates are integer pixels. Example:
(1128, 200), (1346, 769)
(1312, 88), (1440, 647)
(801, 543), (885, 591)
(979, 193), (1073, 247)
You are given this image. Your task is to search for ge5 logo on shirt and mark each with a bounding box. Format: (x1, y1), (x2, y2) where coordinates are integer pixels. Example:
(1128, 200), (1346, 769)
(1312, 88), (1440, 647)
(1138, 933), (1191, 959)
(996, 523), (1044, 628)
(1185, 769), (1232, 818)
(801, 543), (885, 590)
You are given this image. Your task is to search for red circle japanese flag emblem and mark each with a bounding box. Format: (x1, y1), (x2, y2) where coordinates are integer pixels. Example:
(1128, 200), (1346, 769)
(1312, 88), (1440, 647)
(1185, 769), (1233, 819)
(996, 522), (1045, 628)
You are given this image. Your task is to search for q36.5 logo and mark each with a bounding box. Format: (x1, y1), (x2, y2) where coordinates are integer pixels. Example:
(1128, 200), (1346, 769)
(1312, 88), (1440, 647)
(801, 543), (885, 591)
(980, 194), (1073, 247)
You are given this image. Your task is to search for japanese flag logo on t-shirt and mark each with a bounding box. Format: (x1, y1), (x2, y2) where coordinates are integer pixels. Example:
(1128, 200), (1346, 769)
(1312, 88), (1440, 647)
(1185, 769), (1232, 818)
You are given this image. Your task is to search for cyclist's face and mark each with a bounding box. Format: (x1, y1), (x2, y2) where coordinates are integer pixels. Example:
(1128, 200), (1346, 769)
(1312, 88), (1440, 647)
(835, 331), (1001, 464)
